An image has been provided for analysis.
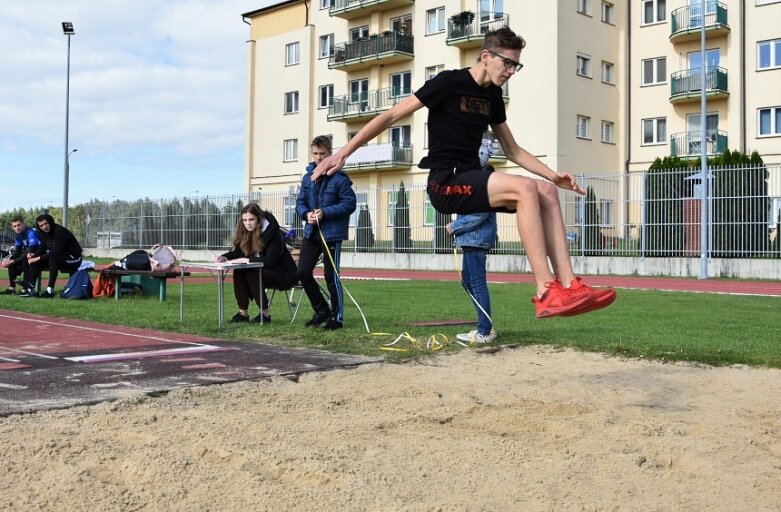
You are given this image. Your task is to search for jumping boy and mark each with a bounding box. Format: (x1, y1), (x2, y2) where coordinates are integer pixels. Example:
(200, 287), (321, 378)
(311, 27), (615, 318)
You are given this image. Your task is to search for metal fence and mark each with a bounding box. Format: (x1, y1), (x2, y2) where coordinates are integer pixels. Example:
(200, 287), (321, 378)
(75, 163), (780, 259)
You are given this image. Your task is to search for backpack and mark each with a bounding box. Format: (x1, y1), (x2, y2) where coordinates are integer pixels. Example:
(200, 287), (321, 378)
(92, 269), (116, 298)
(60, 269), (93, 300)
(122, 249), (152, 271)
(150, 244), (178, 271)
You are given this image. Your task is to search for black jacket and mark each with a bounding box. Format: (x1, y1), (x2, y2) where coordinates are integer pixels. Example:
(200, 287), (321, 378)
(221, 211), (298, 290)
(36, 216), (83, 264)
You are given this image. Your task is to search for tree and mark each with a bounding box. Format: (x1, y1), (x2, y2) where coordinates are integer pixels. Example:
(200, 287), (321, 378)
(643, 157), (690, 256)
(584, 186), (601, 256)
(356, 205), (375, 252)
(433, 210), (452, 254)
(393, 182), (412, 253)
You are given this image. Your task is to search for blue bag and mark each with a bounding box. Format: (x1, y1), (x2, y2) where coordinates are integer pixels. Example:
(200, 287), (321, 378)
(60, 269), (94, 300)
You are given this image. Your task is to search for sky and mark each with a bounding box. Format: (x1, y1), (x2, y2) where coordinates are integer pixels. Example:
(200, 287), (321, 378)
(0, 0), (280, 211)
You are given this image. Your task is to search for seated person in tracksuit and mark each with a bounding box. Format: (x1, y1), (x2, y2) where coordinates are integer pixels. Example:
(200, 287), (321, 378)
(1, 216), (41, 295)
(25, 213), (83, 298)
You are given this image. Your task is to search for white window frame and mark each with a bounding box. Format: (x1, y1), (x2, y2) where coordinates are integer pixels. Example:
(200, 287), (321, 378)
(641, 0), (666, 25)
(350, 26), (370, 40)
(642, 117), (667, 145)
(426, 7), (445, 35)
(318, 84), (334, 109)
(349, 191), (369, 227)
(390, 71), (412, 98)
(284, 91), (299, 114)
(391, 15), (412, 35)
(757, 0), (781, 5)
(285, 42), (300, 66)
(319, 34), (334, 59)
(387, 189), (410, 227)
(601, 1), (615, 24)
(601, 121), (615, 143)
(758, 39), (781, 70)
(642, 57), (667, 85)
(577, 115), (591, 140)
(577, 54), (592, 77)
(577, 0), (591, 16)
(283, 139), (298, 162)
(390, 125), (411, 148)
(319, 0), (334, 9)
(758, 106), (781, 137)
(601, 61), (615, 84)
(425, 65), (444, 80)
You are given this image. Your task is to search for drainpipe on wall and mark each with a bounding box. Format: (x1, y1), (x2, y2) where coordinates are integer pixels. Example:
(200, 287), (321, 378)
(741, 0), (747, 153)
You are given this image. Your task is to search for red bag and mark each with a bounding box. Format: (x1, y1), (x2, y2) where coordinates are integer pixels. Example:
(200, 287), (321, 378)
(92, 270), (115, 298)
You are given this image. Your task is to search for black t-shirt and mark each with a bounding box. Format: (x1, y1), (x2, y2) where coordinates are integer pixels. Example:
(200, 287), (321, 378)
(414, 68), (506, 171)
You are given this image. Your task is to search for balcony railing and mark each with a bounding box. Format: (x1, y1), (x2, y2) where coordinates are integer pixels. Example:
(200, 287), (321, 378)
(329, 0), (414, 20)
(670, 130), (728, 158)
(339, 143), (413, 171)
(446, 12), (510, 49)
(670, 1), (729, 43)
(328, 87), (411, 122)
(329, 32), (414, 71)
(670, 67), (729, 103)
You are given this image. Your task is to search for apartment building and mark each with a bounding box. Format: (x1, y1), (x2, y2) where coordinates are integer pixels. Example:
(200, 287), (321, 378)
(242, 0), (780, 194)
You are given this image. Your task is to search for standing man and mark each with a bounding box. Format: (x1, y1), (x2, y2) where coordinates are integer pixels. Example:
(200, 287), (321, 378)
(296, 135), (357, 330)
(0, 216), (40, 295)
(27, 213), (83, 298)
(311, 27), (615, 318)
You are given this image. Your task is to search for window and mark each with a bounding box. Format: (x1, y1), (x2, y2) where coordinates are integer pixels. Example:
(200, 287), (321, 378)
(757, 0), (781, 5)
(577, 0), (591, 15)
(601, 1), (615, 24)
(642, 57), (666, 85)
(319, 34), (334, 59)
(577, 54), (591, 77)
(284, 91), (299, 114)
(479, 0), (504, 23)
(390, 72), (411, 97)
(425, 65), (444, 80)
(319, 0), (334, 9)
(577, 115), (591, 139)
(601, 61), (615, 84)
(424, 122), (429, 148)
(758, 39), (781, 70)
(642, 117), (666, 145)
(318, 84), (334, 109)
(426, 7), (445, 34)
(387, 189), (410, 227)
(283, 139), (298, 162)
(349, 192), (368, 227)
(391, 15), (412, 35)
(285, 42), (300, 66)
(284, 189), (299, 226)
(390, 125), (411, 148)
(601, 121), (615, 143)
(350, 26), (369, 40)
(349, 79), (369, 107)
(641, 0), (666, 24)
(759, 107), (781, 136)
(600, 199), (613, 227)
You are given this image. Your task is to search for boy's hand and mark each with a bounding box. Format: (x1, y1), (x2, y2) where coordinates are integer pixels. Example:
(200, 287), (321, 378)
(552, 172), (586, 196)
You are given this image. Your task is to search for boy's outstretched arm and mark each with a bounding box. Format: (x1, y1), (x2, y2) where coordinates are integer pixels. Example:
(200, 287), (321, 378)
(311, 95), (424, 181)
(491, 122), (586, 196)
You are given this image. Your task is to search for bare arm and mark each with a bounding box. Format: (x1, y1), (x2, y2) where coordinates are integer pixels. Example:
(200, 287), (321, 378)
(491, 122), (586, 195)
(311, 94), (425, 180)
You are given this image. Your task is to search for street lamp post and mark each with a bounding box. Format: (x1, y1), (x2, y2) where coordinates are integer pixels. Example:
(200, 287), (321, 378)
(62, 21), (75, 228)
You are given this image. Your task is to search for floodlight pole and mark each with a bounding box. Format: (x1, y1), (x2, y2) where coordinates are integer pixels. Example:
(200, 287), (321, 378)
(62, 22), (75, 228)
(698, 0), (709, 280)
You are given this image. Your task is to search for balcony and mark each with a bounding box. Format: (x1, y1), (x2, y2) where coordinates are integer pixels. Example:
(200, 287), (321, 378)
(329, 32), (413, 71)
(670, 2), (729, 44)
(328, 87), (411, 123)
(670, 67), (729, 104)
(446, 12), (510, 49)
(340, 143), (413, 172)
(670, 130), (728, 158)
(329, 0), (414, 20)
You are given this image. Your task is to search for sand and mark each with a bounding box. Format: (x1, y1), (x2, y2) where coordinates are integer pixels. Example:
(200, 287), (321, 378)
(1, 345), (779, 512)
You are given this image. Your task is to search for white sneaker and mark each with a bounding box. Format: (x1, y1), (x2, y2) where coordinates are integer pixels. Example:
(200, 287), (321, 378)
(456, 329), (497, 344)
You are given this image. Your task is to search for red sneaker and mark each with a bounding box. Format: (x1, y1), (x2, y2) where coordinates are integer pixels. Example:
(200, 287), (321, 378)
(559, 276), (617, 316)
(532, 280), (594, 318)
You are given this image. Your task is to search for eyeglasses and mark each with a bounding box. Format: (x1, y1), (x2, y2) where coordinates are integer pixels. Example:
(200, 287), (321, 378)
(487, 50), (523, 72)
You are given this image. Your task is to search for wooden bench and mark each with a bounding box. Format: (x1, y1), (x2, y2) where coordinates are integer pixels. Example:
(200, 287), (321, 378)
(101, 268), (190, 301)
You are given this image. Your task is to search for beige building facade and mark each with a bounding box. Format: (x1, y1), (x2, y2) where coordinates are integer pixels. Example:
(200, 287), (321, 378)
(242, 0), (781, 192)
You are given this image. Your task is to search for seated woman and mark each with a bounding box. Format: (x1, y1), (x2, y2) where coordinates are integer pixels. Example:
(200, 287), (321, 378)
(216, 203), (298, 323)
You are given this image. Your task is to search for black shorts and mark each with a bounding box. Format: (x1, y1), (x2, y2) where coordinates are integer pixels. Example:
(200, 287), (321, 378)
(426, 167), (516, 215)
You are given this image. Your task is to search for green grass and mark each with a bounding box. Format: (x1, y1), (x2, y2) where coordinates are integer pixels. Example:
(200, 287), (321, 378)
(1, 278), (780, 368)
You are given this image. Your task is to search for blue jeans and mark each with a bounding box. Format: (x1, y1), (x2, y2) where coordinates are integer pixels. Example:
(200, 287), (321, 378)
(461, 248), (492, 335)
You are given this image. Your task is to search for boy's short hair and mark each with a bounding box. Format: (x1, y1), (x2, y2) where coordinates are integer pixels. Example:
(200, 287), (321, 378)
(10, 216), (24, 224)
(481, 27), (526, 52)
(311, 135), (333, 153)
